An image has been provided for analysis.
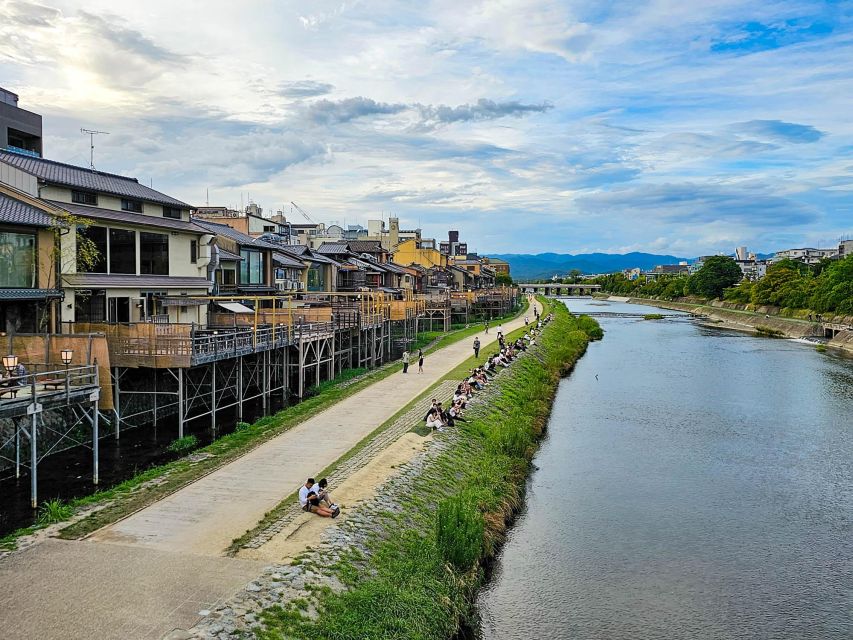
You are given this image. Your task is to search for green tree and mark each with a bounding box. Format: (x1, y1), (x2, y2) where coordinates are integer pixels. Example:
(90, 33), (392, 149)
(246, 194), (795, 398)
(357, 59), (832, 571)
(688, 256), (743, 299)
(495, 273), (513, 286)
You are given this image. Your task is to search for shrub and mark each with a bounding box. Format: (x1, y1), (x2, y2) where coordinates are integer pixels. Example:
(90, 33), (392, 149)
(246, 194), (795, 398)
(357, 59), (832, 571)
(167, 435), (198, 455)
(643, 313), (665, 320)
(235, 421), (252, 432)
(37, 499), (73, 525)
(436, 492), (484, 572)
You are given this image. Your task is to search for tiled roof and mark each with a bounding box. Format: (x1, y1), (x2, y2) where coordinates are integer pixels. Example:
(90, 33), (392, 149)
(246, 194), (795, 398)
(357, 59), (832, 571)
(63, 273), (211, 289)
(50, 201), (208, 234)
(281, 244), (309, 256)
(347, 240), (386, 253)
(216, 246), (243, 261)
(0, 193), (55, 227)
(194, 219), (281, 249)
(315, 242), (350, 255)
(0, 151), (190, 208)
(273, 252), (307, 268)
(0, 288), (64, 301)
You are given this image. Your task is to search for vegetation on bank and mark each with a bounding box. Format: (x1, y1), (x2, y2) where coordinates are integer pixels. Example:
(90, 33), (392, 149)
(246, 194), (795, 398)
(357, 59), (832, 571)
(643, 313), (665, 320)
(595, 254), (853, 317)
(1, 298), (527, 550)
(256, 298), (601, 640)
(755, 326), (786, 338)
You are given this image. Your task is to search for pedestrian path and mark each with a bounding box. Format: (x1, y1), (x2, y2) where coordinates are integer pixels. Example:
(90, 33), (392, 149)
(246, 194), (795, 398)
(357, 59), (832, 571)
(0, 299), (538, 640)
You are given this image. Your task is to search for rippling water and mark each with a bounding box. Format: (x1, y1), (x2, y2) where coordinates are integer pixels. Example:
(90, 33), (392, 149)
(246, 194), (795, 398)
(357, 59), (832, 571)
(476, 298), (852, 640)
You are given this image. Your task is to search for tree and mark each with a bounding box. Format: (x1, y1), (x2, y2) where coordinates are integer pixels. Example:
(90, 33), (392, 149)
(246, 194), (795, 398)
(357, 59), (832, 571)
(688, 256), (743, 299)
(495, 273), (513, 286)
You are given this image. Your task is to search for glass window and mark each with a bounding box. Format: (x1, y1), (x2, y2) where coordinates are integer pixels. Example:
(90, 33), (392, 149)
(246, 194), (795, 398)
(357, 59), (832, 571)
(72, 190), (98, 206)
(239, 249), (264, 284)
(121, 199), (143, 213)
(77, 225), (107, 273)
(222, 268), (236, 285)
(75, 290), (106, 322)
(109, 229), (136, 274)
(140, 232), (169, 275)
(190, 240), (197, 264)
(0, 231), (36, 287)
(163, 206), (182, 219)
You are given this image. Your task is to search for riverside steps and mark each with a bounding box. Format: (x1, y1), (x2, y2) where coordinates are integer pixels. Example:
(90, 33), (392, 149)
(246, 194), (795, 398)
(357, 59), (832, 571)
(0, 299), (539, 640)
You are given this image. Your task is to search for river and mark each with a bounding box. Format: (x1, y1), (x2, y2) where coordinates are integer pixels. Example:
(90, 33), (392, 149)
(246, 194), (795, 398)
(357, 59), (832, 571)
(476, 297), (852, 640)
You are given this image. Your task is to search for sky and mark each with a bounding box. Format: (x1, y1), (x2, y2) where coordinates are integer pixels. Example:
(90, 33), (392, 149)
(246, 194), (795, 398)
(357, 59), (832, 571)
(1, 0), (852, 256)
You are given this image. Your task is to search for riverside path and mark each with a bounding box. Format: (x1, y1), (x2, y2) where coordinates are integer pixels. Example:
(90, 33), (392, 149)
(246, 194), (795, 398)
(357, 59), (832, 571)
(0, 299), (540, 640)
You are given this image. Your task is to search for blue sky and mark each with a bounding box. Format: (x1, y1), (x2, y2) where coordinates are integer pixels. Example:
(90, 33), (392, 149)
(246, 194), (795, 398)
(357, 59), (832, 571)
(1, 0), (851, 256)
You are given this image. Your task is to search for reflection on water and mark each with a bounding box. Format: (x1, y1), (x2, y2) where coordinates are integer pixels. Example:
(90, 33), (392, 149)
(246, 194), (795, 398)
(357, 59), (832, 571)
(477, 298), (853, 640)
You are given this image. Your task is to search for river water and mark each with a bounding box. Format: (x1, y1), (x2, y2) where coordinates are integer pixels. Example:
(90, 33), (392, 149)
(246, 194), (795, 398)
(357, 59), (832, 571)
(476, 298), (852, 640)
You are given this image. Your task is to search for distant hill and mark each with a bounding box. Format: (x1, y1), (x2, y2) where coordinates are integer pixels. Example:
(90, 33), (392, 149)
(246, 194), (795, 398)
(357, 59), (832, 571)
(487, 252), (690, 280)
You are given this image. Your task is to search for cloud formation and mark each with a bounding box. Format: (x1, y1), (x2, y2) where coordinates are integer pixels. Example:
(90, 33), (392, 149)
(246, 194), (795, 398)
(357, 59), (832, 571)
(0, 0), (850, 256)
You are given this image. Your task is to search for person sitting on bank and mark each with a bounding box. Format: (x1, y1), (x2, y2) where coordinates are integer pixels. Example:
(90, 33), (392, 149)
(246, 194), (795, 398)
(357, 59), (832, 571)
(299, 478), (338, 517)
(449, 400), (467, 423)
(426, 403), (446, 431)
(315, 478), (338, 511)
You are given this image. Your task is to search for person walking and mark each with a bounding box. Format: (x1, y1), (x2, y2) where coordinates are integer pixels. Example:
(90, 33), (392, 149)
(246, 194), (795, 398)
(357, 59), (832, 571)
(418, 349), (424, 373)
(484, 320), (489, 334)
(524, 315), (529, 326)
(402, 350), (410, 373)
(473, 337), (481, 358)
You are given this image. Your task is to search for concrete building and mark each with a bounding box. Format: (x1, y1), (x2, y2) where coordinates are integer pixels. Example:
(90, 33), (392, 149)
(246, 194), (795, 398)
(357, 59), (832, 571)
(439, 230), (467, 257)
(773, 247), (837, 265)
(836, 239), (853, 260)
(0, 88), (42, 157)
(0, 150), (212, 325)
(482, 256), (510, 277)
(193, 205), (288, 240)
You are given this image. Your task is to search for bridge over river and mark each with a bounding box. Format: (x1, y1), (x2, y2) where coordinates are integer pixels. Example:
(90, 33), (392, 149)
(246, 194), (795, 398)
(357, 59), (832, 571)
(518, 283), (601, 295)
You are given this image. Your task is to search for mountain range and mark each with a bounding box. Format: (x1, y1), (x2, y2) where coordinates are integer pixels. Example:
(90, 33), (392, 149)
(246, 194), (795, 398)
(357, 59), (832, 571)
(487, 252), (690, 280)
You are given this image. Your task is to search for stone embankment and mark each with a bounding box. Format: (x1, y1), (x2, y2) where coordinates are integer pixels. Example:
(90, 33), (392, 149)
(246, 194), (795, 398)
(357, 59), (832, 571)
(620, 296), (853, 354)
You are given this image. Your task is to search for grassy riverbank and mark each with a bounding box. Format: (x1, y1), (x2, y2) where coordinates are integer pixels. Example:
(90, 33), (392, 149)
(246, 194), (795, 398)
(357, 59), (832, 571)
(255, 298), (601, 639)
(0, 298), (527, 551)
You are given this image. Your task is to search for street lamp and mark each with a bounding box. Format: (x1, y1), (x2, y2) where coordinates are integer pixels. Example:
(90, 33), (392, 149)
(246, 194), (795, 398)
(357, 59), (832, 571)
(60, 349), (74, 366)
(3, 354), (18, 375)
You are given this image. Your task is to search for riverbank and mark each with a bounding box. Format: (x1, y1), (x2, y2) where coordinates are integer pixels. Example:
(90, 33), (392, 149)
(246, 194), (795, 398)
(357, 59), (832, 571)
(0, 300), (527, 551)
(183, 298), (601, 639)
(611, 295), (853, 354)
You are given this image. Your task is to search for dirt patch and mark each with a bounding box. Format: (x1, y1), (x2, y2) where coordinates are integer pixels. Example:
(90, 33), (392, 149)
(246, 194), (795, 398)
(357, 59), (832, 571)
(238, 432), (432, 562)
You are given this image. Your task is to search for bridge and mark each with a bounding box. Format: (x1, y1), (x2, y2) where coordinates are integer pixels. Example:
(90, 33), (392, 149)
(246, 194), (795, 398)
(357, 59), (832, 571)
(518, 283), (602, 296)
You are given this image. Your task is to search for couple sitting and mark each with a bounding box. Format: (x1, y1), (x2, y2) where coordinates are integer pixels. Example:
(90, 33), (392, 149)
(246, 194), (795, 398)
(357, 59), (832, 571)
(298, 477), (340, 518)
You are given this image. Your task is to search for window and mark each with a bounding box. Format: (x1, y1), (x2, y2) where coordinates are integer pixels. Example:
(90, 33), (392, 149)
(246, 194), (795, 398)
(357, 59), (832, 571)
(77, 226), (107, 273)
(219, 268), (236, 285)
(109, 229), (136, 274)
(307, 266), (325, 291)
(140, 232), (169, 275)
(121, 199), (143, 213)
(190, 240), (197, 264)
(0, 231), (36, 287)
(75, 290), (106, 322)
(263, 225), (275, 232)
(72, 190), (98, 206)
(163, 206), (182, 219)
(239, 249), (264, 284)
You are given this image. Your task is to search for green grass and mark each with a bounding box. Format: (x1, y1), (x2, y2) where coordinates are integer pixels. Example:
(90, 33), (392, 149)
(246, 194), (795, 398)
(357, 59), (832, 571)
(167, 435), (198, 455)
(37, 499), (74, 525)
(755, 325), (786, 338)
(643, 313), (665, 320)
(254, 297), (601, 640)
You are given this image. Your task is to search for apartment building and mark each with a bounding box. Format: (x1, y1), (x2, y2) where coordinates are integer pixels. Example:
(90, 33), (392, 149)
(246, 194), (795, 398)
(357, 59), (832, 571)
(0, 87), (42, 157)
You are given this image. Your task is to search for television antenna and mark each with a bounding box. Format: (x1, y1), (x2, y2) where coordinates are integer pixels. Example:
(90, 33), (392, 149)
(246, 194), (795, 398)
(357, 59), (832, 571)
(80, 128), (109, 170)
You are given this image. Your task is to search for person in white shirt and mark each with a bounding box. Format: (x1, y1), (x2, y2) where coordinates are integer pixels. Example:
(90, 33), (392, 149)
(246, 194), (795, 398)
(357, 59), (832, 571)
(298, 478), (337, 517)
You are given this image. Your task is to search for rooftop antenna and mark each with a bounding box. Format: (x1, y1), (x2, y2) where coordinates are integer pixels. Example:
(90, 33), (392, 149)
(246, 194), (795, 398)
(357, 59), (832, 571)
(206, 188), (209, 206)
(80, 128), (109, 170)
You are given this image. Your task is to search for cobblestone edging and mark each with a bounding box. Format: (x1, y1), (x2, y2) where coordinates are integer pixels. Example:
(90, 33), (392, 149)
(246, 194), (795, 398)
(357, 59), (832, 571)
(241, 378), (461, 550)
(173, 348), (534, 640)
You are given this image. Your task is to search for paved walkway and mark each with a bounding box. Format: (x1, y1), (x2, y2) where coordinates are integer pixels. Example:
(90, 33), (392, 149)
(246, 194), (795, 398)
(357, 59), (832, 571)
(0, 299), (537, 639)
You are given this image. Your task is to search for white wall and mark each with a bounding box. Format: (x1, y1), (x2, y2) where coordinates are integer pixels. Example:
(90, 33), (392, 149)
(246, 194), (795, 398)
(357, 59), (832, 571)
(0, 161), (38, 195)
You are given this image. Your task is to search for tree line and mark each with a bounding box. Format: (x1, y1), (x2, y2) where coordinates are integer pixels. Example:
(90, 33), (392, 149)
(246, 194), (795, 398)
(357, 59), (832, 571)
(594, 255), (853, 316)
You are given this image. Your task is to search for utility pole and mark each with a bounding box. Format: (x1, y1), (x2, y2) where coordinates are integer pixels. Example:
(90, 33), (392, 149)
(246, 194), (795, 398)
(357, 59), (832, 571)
(80, 128), (109, 170)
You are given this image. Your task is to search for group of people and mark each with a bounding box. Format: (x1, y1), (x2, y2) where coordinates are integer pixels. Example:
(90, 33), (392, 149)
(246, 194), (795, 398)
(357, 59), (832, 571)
(298, 477), (340, 518)
(425, 309), (553, 433)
